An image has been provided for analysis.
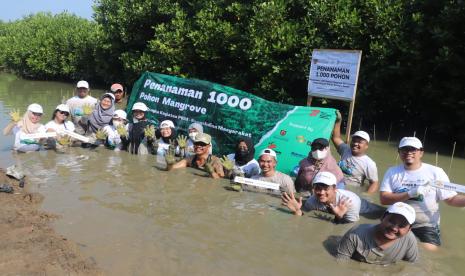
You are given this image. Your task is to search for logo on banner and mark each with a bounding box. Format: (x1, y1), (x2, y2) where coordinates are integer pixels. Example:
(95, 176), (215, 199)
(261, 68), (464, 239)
(280, 130), (287, 136)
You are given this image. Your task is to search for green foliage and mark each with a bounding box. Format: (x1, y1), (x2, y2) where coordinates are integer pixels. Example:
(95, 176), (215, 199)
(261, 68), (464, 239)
(1, 1), (465, 145)
(0, 12), (100, 81)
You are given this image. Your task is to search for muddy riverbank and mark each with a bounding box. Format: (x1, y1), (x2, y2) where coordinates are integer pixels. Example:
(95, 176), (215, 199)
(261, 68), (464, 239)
(0, 169), (102, 275)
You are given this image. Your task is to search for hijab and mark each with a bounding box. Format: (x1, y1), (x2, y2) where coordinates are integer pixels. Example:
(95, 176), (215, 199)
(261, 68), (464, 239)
(234, 138), (255, 166)
(14, 111), (42, 134)
(88, 93), (115, 133)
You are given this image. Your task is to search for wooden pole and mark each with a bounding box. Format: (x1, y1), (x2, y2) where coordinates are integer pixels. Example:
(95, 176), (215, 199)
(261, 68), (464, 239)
(413, 131), (416, 137)
(346, 100), (355, 143)
(448, 141), (457, 175)
(358, 118), (362, 130)
(306, 95), (313, 106)
(373, 123), (376, 142)
(435, 151), (438, 166)
(422, 127), (428, 148)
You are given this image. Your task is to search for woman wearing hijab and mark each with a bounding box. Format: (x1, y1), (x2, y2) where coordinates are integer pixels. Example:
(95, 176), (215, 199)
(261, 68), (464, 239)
(186, 122), (212, 157)
(226, 138), (260, 178)
(84, 92), (115, 135)
(121, 102), (156, 155)
(3, 103), (47, 152)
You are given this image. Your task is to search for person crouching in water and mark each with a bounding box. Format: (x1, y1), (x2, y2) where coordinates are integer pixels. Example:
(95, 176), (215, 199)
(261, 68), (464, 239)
(282, 171), (361, 223)
(121, 102), (156, 155)
(226, 138), (260, 178)
(79, 93), (115, 147)
(167, 133), (224, 179)
(3, 103), (46, 152)
(155, 120), (179, 156)
(103, 110), (128, 151)
(185, 122), (212, 157)
(45, 104), (75, 151)
(252, 149), (295, 194)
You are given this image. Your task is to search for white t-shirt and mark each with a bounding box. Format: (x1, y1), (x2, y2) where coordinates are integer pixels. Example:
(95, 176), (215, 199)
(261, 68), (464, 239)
(13, 125), (46, 151)
(337, 143), (378, 187)
(45, 120), (75, 133)
(380, 163), (456, 228)
(66, 95), (97, 117)
(103, 125), (128, 150)
(226, 153), (260, 178)
(303, 189), (361, 223)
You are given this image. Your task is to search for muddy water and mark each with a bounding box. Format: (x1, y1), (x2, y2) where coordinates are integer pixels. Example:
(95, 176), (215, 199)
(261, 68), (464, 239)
(1, 73), (465, 275)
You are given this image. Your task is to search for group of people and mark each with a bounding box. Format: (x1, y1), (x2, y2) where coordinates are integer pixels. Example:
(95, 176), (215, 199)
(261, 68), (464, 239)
(3, 80), (465, 266)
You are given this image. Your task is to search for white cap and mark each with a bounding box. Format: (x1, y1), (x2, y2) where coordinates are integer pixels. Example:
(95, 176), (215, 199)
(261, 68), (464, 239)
(55, 104), (70, 113)
(312, 171), (337, 186)
(27, 103), (43, 114)
(76, 80), (89, 89)
(352, 130), (370, 143)
(160, 120), (175, 129)
(259, 148), (277, 159)
(113, 110), (127, 120)
(102, 92), (115, 101)
(399, 137), (423, 149)
(386, 202), (416, 224)
(132, 102), (148, 112)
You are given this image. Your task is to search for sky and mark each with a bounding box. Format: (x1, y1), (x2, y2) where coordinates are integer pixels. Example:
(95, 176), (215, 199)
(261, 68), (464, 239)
(1, 0), (95, 22)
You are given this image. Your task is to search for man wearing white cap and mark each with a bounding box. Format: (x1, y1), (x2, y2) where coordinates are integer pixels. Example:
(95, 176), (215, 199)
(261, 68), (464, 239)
(336, 202), (418, 264)
(282, 171), (361, 223)
(252, 148), (295, 194)
(332, 111), (378, 193)
(66, 80), (97, 134)
(380, 136), (465, 250)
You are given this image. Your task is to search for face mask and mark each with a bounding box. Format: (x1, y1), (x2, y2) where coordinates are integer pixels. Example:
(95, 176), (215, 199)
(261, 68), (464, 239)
(189, 132), (198, 140)
(311, 148), (328, 160)
(113, 120), (122, 127)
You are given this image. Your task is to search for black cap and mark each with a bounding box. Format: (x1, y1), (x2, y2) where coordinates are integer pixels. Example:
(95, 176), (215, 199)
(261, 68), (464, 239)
(311, 138), (329, 147)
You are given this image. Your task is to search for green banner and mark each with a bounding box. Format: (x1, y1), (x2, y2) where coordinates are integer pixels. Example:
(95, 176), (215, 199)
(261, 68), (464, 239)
(127, 72), (336, 175)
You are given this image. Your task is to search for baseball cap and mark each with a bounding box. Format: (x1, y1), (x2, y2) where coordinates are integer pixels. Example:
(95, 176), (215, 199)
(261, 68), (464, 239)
(399, 137), (423, 149)
(110, 83), (124, 92)
(76, 80), (89, 89)
(113, 110), (127, 120)
(312, 171), (337, 186)
(160, 120), (175, 129)
(386, 202), (416, 225)
(132, 102), (148, 112)
(311, 138), (329, 148)
(194, 133), (211, 145)
(27, 103), (43, 114)
(352, 131), (370, 143)
(259, 148), (277, 159)
(55, 104), (70, 113)
(102, 92), (115, 101)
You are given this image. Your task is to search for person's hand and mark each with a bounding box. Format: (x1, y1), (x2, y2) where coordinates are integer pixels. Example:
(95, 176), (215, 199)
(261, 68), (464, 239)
(144, 125), (155, 139)
(95, 129), (107, 140)
(116, 124), (128, 138)
(335, 110), (342, 122)
(220, 155), (234, 171)
(328, 196), (351, 219)
(9, 109), (21, 122)
(281, 192), (303, 215)
(82, 104), (94, 115)
(408, 185), (429, 199)
(204, 160), (215, 176)
(165, 150), (176, 165)
(176, 135), (188, 149)
(57, 135), (72, 146)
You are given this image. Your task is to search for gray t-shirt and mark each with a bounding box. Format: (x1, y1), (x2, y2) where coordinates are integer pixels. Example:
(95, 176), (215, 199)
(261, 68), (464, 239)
(252, 171), (295, 194)
(302, 189), (361, 223)
(336, 224), (418, 264)
(337, 143), (378, 187)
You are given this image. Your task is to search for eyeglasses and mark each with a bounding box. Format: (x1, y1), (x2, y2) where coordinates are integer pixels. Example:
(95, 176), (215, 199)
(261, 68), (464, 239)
(194, 143), (208, 148)
(399, 147), (421, 154)
(59, 111), (69, 116)
(32, 112), (43, 117)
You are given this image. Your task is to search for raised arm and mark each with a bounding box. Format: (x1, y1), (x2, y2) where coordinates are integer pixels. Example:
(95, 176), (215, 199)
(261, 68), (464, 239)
(332, 110), (344, 147)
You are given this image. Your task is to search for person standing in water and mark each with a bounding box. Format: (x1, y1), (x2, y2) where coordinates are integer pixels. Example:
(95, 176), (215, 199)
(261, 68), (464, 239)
(226, 138), (260, 178)
(110, 83), (127, 110)
(103, 110), (128, 151)
(121, 102), (157, 155)
(45, 104), (75, 150)
(83, 93), (115, 135)
(66, 80), (97, 135)
(252, 149), (295, 194)
(3, 103), (47, 152)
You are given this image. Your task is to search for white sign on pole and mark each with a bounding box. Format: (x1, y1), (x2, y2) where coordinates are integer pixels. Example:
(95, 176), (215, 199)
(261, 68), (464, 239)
(307, 49), (362, 101)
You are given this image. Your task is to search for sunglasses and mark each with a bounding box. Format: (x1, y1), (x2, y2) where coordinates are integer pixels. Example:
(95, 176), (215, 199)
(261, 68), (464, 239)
(194, 142), (208, 148)
(59, 111), (69, 116)
(32, 112), (43, 116)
